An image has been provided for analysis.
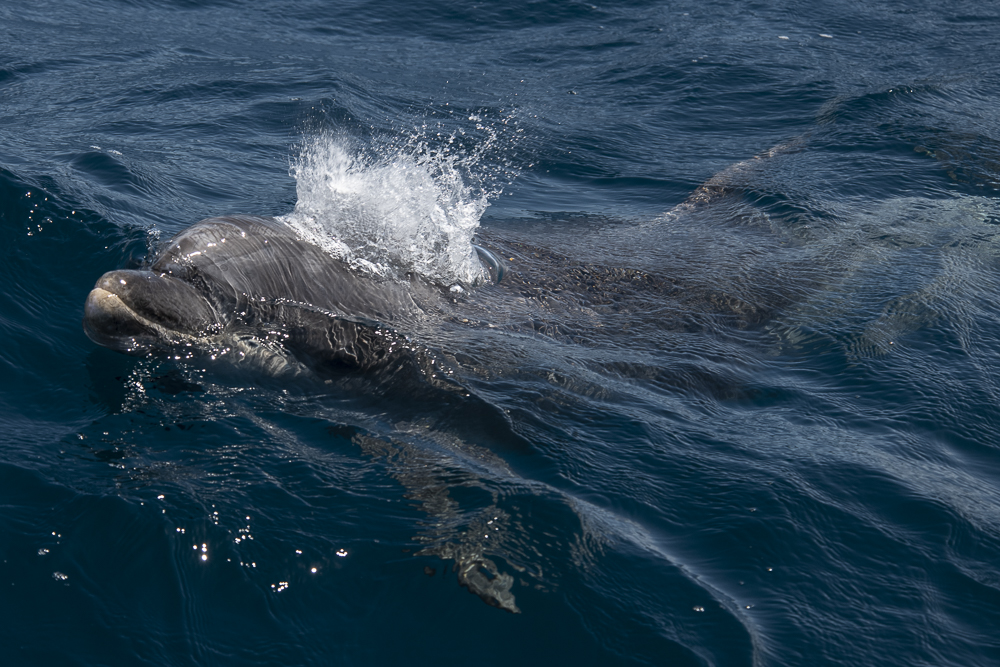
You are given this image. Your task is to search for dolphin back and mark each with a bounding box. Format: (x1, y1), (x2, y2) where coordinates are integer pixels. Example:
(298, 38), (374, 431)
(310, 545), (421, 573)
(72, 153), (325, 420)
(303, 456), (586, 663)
(151, 216), (419, 325)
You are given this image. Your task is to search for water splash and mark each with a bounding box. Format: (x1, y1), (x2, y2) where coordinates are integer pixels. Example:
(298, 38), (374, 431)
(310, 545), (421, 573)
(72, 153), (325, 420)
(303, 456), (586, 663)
(281, 119), (517, 287)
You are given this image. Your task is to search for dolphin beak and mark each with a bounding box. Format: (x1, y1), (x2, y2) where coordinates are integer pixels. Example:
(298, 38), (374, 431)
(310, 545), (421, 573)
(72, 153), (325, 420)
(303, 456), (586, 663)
(83, 269), (222, 354)
(83, 287), (160, 354)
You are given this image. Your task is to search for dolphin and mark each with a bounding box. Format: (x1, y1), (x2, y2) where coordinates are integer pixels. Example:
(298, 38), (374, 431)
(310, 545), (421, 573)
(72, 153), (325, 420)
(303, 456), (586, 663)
(83, 214), (527, 612)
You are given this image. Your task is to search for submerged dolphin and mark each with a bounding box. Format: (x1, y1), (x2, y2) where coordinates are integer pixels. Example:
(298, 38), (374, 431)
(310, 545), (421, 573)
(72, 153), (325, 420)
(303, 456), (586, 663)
(83, 214), (523, 611)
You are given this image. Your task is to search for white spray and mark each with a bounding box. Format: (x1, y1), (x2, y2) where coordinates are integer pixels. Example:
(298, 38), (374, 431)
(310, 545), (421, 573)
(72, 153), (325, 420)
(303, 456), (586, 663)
(281, 117), (517, 287)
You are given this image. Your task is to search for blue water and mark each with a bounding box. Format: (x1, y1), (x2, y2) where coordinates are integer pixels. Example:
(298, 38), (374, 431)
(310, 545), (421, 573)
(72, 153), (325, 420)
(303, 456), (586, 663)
(3, 0), (1000, 665)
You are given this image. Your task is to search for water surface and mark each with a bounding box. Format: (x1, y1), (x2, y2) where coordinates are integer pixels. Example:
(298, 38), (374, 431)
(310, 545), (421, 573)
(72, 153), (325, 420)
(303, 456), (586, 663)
(2, 1), (1000, 665)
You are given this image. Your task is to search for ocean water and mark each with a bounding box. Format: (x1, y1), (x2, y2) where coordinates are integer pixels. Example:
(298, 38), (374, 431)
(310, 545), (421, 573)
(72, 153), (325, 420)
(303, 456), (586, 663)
(3, 0), (1000, 665)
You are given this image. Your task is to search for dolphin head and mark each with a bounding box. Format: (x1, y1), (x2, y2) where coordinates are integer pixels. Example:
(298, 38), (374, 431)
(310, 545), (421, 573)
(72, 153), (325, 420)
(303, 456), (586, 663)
(83, 269), (222, 354)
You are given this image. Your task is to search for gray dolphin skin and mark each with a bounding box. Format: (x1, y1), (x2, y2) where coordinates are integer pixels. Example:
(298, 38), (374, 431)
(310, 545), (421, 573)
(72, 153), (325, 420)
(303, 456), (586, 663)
(83, 215), (450, 372)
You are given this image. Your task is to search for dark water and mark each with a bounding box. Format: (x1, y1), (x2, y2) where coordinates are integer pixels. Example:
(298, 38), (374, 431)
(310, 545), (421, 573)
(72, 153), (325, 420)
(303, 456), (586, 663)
(3, 0), (1000, 665)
